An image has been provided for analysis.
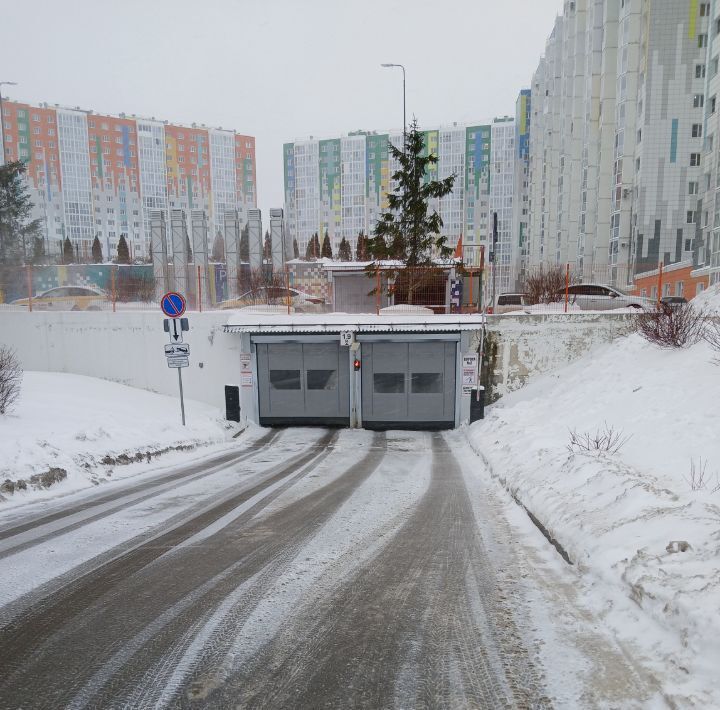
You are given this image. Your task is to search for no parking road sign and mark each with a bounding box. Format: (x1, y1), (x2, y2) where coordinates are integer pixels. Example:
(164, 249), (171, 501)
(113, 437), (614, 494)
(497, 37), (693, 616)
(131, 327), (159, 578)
(161, 292), (186, 318)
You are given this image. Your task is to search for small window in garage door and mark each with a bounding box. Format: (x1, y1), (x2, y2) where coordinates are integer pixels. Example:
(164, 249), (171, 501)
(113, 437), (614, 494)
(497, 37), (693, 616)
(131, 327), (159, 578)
(411, 372), (443, 393)
(374, 373), (405, 393)
(270, 370), (301, 389)
(307, 369), (338, 390)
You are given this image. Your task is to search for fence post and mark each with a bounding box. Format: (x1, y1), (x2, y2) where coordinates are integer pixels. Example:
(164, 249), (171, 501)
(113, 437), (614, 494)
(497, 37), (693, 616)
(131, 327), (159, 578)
(197, 265), (202, 312)
(285, 265), (291, 315)
(26, 265), (33, 313)
(564, 263), (570, 313)
(657, 261), (663, 305)
(111, 266), (117, 313)
(375, 266), (381, 315)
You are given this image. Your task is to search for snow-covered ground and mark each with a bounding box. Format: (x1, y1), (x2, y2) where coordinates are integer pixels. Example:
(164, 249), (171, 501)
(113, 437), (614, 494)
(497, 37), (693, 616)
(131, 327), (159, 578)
(0, 371), (239, 506)
(469, 286), (720, 707)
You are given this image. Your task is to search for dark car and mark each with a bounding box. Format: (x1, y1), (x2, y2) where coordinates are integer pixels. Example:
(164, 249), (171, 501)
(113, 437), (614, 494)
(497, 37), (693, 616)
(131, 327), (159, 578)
(660, 296), (688, 309)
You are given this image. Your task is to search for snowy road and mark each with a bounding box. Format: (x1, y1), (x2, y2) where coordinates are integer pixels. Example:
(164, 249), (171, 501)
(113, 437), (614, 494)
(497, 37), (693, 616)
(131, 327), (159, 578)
(0, 428), (660, 709)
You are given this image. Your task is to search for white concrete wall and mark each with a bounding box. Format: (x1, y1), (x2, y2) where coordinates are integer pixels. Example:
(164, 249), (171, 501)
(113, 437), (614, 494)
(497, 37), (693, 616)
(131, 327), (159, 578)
(0, 311), (244, 414)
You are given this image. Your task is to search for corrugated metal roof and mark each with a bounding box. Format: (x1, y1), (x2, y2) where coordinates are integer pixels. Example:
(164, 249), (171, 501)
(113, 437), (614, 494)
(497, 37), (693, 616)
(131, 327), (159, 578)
(223, 313), (485, 334)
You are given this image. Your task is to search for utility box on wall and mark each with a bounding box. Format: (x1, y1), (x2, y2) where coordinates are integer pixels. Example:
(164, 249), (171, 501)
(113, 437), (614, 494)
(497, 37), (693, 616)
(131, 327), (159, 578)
(225, 385), (241, 422)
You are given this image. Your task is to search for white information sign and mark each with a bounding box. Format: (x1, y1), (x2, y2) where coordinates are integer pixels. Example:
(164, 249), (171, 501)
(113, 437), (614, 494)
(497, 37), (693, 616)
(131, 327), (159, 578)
(462, 385), (474, 396)
(240, 353), (253, 387)
(462, 353), (478, 387)
(166, 355), (189, 369)
(340, 331), (355, 347)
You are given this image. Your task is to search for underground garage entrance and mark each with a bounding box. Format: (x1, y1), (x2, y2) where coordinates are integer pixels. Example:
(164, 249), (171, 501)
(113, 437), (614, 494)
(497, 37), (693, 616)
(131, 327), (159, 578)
(223, 313), (485, 430)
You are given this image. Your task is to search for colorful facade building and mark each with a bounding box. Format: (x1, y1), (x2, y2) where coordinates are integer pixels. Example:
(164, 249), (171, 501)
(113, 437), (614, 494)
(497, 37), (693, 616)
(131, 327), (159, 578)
(283, 119), (517, 287)
(0, 100), (256, 260)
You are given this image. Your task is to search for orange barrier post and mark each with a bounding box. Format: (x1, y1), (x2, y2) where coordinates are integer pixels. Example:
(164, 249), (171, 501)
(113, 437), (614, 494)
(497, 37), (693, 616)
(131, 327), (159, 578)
(26, 265), (33, 313)
(197, 265), (202, 312)
(285, 265), (291, 315)
(375, 266), (381, 315)
(657, 261), (663, 305)
(111, 267), (117, 313)
(564, 263), (570, 313)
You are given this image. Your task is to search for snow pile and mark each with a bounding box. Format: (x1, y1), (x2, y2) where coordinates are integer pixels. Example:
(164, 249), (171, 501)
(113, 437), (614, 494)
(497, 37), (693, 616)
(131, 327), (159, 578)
(469, 319), (720, 705)
(0, 372), (235, 503)
(694, 281), (720, 315)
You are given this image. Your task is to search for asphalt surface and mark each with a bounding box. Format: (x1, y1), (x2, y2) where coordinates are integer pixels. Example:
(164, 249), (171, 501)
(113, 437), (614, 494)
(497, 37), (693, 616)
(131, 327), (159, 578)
(0, 429), (550, 709)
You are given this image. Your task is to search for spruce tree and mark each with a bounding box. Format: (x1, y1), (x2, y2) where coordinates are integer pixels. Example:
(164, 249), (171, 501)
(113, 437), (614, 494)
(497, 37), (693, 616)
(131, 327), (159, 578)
(293, 238), (299, 259)
(62, 236), (74, 264)
(239, 223), (250, 262)
(321, 230), (333, 259)
(263, 230), (272, 261)
(91, 235), (103, 263)
(338, 236), (352, 261)
(305, 232), (321, 260)
(116, 235), (130, 264)
(211, 230), (225, 262)
(369, 118), (455, 264)
(0, 161), (41, 265)
(355, 231), (368, 261)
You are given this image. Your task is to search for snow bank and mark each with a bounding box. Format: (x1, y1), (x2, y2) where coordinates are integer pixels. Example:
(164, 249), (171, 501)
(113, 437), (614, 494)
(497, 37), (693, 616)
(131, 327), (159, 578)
(0, 372), (235, 504)
(693, 281), (720, 315)
(469, 327), (720, 706)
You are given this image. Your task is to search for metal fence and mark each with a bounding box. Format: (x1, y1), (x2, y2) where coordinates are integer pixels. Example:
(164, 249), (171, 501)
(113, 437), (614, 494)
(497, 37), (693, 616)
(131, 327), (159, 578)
(2, 261), (706, 315)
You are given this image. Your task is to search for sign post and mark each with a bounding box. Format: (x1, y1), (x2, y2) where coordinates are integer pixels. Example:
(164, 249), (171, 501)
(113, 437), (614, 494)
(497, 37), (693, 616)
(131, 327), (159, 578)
(161, 292), (189, 426)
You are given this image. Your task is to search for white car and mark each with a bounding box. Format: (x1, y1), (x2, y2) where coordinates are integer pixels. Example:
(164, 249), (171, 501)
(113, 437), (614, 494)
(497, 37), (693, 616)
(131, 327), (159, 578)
(559, 284), (652, 310)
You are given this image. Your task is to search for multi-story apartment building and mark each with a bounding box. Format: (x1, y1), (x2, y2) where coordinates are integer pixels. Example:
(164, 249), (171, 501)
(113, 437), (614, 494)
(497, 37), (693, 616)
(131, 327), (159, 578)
(283, 118), (518, 287)
(0, 100), (256, 260)
(525, 0), (710, 286)
(513, 90), (532, 282)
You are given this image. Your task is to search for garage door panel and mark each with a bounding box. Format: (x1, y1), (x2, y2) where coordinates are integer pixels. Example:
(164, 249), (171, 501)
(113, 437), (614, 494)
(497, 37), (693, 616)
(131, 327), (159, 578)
(257, 341), (349, 425)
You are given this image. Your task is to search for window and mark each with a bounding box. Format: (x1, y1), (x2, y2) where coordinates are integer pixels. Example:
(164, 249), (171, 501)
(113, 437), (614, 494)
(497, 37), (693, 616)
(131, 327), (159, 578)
(690, 153), (701, 166)
(699, 34), (708, 48)
(692, 123), (703, 138)
(709, 135), (715, 152)
(269, 370), (300, 390)
(687, 210), (697, 224)
(713, 57), (719, 77)
(697, 283), (705, 296)
(373, 373), (405, 394)
(411, 373), (443, 394)
(712, 96), (717, 114)
(694, 94), (705, 107)
(306, 370), (337, 390)
(696, 64), (706, 78)
(701, 2), (710, 16)
(690, 181), (699, 195)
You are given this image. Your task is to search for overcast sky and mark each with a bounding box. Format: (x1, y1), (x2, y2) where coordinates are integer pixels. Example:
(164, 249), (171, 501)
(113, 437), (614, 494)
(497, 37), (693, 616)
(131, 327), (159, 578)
(1, 0), (562, 216)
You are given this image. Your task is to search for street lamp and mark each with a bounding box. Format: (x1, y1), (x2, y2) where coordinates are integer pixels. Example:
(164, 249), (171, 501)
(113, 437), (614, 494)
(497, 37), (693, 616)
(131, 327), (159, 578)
(0, 81), (18, 167)
(380, 63), (406, 141)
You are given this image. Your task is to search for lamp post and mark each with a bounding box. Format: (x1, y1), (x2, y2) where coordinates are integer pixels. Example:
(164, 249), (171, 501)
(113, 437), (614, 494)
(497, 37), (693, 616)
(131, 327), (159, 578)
(380, 63), (406, 142)
(0, 81), (18, 167)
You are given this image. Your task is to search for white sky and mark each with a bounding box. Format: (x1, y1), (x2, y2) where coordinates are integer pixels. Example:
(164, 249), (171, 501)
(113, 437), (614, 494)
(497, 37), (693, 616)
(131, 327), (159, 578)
(0, 0), (562, 218)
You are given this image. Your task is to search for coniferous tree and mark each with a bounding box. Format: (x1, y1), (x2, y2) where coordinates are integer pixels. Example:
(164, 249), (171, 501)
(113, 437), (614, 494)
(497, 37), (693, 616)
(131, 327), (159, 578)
(239, 223), (250, 262)
(338, 236), (352, 261)
(263, 230), (272, 261)
(116, 235), (130, 264)
(321, 230), (333, 259)
(91, 235), (103, 263)
(292, 238), (299, 259)
(62, 236), (74, 264)
(211, 230), (225, 262)
(368, 118), (456, 303)
(305, 232), (321, 260)
(355, 231), (368, 261)
(30, 237), (45, 265)
(185, 234), (193, 263)
(0, 161), (41, 265)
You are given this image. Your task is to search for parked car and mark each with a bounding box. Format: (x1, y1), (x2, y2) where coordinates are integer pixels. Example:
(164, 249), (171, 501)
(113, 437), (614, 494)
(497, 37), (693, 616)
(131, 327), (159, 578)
(494, 293), (530, 314)
(660, 296), (688, 309)
(218, 286), (327, 313)
(12, 286), (108, 311)
(555, 284), (652, 311)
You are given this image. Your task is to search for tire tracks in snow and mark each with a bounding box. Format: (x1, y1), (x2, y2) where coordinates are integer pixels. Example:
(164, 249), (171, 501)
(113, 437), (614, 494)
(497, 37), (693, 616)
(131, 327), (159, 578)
(210, 432), (548, 709)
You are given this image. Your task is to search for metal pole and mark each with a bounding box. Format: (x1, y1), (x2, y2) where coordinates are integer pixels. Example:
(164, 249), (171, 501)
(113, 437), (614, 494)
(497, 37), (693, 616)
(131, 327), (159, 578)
(178, 368), (186, 426)
(564, 263), (570, 313)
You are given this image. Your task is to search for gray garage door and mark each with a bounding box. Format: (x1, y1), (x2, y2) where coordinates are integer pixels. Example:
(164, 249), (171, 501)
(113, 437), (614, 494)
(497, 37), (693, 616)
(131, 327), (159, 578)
(256, 341), (350, 426)
(361, 340), (457, 429)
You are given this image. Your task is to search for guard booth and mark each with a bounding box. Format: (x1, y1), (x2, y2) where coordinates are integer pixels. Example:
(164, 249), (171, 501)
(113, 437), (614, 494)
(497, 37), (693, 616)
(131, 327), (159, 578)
(223, 313), (485, 430)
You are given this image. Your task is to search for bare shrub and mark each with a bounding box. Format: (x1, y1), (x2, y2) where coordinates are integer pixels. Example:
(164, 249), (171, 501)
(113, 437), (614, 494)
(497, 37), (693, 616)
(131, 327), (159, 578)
(0, 347), (22, 415)
(636, 302), (707, 348)
(704, 318), (720, 363)
(684, 457), (720, 493)
(523, 265), (570, 305)
(568, 423), (632, 455)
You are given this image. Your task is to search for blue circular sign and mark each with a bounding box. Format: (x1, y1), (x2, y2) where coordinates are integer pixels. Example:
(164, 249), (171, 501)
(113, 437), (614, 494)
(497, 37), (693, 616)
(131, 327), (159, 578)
(161, 292), (186, 317)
